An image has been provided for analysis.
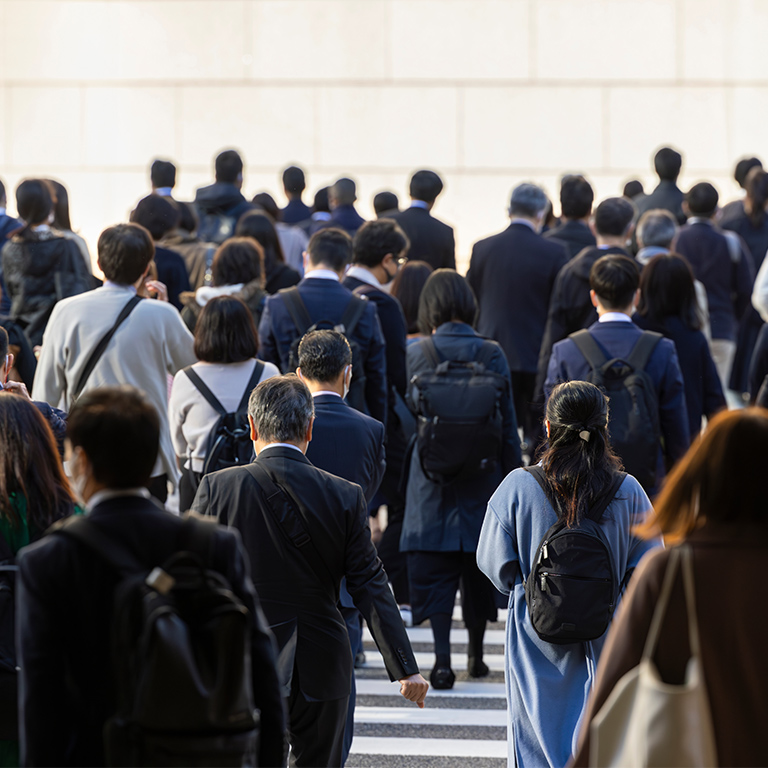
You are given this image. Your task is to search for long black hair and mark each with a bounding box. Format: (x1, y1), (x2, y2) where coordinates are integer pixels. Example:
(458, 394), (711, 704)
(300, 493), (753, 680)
(539, 381), (622, 527)
(636, 252), (702, 331)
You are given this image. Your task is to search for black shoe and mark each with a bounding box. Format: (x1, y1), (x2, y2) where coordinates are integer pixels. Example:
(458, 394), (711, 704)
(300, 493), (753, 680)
(468, 657), (490, 678)
(354, 651), (366, 668)
(430, 665), (456, 690)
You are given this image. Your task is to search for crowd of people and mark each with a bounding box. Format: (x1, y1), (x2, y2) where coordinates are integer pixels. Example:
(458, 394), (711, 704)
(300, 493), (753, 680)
(0, 144), (766, 768)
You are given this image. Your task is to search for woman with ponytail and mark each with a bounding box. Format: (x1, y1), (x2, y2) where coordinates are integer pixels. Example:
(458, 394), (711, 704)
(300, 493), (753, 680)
(477, 381), (661, 768)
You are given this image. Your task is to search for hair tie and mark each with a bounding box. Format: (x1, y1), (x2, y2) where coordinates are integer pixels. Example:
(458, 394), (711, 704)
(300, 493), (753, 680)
(579, 429), (591, 443)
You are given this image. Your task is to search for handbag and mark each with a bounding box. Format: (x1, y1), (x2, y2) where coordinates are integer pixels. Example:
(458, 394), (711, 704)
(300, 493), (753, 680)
(589, 545), (717, 767)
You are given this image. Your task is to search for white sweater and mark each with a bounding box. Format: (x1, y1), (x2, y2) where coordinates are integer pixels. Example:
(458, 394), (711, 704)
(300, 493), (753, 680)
(169, 358), (279, 471)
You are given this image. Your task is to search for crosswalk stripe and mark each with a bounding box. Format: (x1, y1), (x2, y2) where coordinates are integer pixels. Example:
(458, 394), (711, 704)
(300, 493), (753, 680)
(360, 650), (506, 672)
(364, 627), (507, 645)
(350, 736), (508, 758)
(354, 706), (507, 726)
(355, 678), (507, 698)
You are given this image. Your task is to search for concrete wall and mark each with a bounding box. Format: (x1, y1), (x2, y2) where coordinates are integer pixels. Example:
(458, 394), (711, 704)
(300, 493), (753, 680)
(2, 0), (767, 271)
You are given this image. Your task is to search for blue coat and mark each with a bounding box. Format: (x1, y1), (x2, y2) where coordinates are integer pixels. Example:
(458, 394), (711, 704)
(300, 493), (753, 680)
(258, 276), (388, 425)
(400, 323), (522, 553)
(545, 320), (690, 492)
(329, 205), (366, 236)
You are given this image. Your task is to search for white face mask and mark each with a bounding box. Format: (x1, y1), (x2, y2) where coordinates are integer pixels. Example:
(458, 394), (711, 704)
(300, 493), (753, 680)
(69, 448), (89, 505)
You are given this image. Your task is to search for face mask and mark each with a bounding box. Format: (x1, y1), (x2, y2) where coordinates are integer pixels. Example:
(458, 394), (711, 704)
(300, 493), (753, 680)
(69, 449), (88, 505)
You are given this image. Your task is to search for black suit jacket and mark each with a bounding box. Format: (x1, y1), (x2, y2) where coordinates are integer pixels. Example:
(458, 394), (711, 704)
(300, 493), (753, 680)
(467, 222), (568, 373)
(305, 394), (386, 502)
(192, 447), (419, 701)
(634, 180), (686, 225)
(543, 219), (597, 260)
(16, 496), (285, 768)
(391, 206), (455, 271)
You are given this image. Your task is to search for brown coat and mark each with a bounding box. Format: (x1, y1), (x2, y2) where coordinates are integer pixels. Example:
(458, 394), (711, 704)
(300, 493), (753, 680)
(572, 525), (768, 767)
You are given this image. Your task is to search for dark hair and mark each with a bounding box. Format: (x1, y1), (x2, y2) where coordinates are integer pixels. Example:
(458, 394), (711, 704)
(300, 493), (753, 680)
(654, 147), (682, 181)
(248, 375), (314, 443)
(97, 223), (154, 285)
(391, 260), (434, 334)
(637, 408), (768, 542)
(594, 197), (635, 236)
(307, 228), (352, 272)
(0, 326), (8, 358)
(46, 179), (72, 231)
(0, 178), (5, 205)
(330, 178), (356, 206)
(590, 254), (640, 310)
(215, 149), (243, 184)
(283, 166), (306, 195)
(686, 182), (719, 217)
(734, 157), (762, 189)
(194, 296), (259, 363)
(211, 237), (264, 288)
(636, 252), (702, 331)
(418, 269), (477, 333)
(745, 167), (768, 229)
(67, 386), (159, 489)
(252, 192), (280, 222)
(16, 179), (53, 236)
(353, 219), (409, 268)
(0, 395), (76, 531)
(235, 210), (286, 273)
(177, 201), (198, 234)
(313, 187), (330, 213)
(539, 381), (622, 527)
(373, 191), (399, 217)
(560, 175), (594, 219)
(151, 159), (176, 189)
(297, 330), (352, 383)
(409, 170), (443, 203)
(636, 209), (677, 249)
(622, 179), (644, 199)
(130, 194), (181, 240)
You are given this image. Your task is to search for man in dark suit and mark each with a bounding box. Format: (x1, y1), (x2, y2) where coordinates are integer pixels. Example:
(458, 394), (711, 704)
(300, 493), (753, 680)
(543, 174), (597, 259)
(192, 376), (429, 767)
(467, 182), (568, 452)
(536, 197), (636, 399)
(327, 177), (366, 235)
(0, 178), (21, 314)
(297, 329), (386, 763)
(392, 170), (455, 271)
(16, 387), (286, 767)
(634, 146), (687, 225)
(545, 255), (689, 494)
(280, 165), (313, 226)
(373, 190), (399, 218)
(258, 227), (388, 425)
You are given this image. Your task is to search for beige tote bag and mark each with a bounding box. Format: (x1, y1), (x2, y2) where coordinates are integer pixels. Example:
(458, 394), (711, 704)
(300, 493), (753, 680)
(589, 546), (717, 767)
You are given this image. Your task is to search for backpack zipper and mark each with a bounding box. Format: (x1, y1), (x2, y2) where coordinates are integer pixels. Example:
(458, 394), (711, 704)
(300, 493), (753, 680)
(539, 571), (611, 591)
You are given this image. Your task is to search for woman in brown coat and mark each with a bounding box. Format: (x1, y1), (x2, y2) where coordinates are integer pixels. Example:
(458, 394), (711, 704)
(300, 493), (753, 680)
(572, 408), (768, 767)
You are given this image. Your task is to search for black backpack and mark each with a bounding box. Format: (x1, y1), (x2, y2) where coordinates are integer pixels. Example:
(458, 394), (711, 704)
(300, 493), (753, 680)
(195, 212), (238, 245)
(280, 287), (368, 413)
(410, 338), (508, 484)
(0, 536), (18, 741)
(56, 515), (260, 767)
(569, 330), (662, 491)
(524, 465), (627, 644)
(183, 361), (264, 480)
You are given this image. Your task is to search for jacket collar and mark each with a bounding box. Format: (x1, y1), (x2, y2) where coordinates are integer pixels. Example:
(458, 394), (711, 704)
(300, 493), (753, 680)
(256, 445), (312, 465)
(312, 393), (346, 406)
(434, 321), (476, 336)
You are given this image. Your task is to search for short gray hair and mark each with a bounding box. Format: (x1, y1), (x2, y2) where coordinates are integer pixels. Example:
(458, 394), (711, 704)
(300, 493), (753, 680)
(637, 209), (678, 249)
(509, 183), (549, 218)
(248, 375), (314, 443)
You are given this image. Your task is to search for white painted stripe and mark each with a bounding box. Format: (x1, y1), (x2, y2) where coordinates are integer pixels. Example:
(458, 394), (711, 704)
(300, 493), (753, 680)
(452, 604), (509, 624)
(349, 736), (507, 758)
(355, 678), (506, 698)
(360, 651), (505, 672)
(364, 627), (507, 645)
(354, 706), (507, 727)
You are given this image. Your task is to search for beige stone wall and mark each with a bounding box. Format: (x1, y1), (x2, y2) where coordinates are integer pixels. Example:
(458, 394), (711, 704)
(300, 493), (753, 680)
(2, 0), (767, 272)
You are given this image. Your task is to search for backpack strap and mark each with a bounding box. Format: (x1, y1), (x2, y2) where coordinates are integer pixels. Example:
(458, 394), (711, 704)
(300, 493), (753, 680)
(422, 337), (442, 369)
(475, 340), (499, 369)
(72, 295), (142, 401)
(183, 367), (227, 418)
(244, 462), (336, 586)
(625, 331), (663, 372)
(280, 287), (312, 335)
(340, 294), (367, 336)
(584, 471), (627, 523)
(236, 360), (265, 412)
(568, 329), (609, 370)
(523, 465), (561, 512)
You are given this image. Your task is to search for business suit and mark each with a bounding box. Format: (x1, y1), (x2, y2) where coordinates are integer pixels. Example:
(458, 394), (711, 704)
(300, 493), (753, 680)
(391, 206), (456, 271)
(192, 446), (419, 767)
(327, 205), (365, 236)
(634, 180), (687, 225)
(258, 276), (388, 425)
(281, 199), (312, 226)
(16, 495), (285, 767)
(467, 221), (568, 448)
(543, 219), (596, 260)
(545, 319), (690, 494)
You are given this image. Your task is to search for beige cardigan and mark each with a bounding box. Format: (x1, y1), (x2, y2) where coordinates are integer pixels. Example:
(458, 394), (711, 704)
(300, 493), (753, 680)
(32, 284), (197, 484)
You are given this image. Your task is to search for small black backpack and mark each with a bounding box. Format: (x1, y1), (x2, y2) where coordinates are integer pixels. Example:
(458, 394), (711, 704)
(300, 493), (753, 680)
(280, 287), (368, 413)
(56, 515), (260, 767)
(410, 338), (508, 485)
(195, 211), (238, 245)
(568, 330), (662, 491)
(183, 361), (264, 480)
(524, 465), (627, 645)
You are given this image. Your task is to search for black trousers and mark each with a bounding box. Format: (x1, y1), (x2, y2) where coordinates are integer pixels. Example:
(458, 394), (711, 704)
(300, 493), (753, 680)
(145, 474), (168, 505)
(510, 370), (545, 457)
(178, 466), (202, 513)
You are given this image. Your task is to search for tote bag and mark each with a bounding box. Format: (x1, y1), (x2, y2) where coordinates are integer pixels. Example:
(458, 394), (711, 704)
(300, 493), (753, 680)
(589, 546), (717, 767)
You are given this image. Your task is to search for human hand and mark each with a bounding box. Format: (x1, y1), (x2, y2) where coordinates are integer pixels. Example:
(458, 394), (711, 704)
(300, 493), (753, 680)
(398, 673), (429, 708)
(1, 380), (31, 400)
(143, 280), (169, 302)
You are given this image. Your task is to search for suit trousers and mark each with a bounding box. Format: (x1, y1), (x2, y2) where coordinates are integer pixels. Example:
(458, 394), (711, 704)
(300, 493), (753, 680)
(510, 371), (544, 456)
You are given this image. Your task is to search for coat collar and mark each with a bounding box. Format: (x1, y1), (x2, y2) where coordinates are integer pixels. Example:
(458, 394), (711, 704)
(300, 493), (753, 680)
(434, 321), (476, 336)
(256, 445), (312, 465)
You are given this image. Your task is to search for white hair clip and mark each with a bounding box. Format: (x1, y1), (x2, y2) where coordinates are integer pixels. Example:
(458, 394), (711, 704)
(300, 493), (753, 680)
(579, 430), (591, 442)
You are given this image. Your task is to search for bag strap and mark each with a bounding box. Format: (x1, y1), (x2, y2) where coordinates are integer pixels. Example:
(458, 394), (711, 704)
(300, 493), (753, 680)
(568, 329), (608, 370)
(244, 462), (336, 586)
(236, 360), (265, 412)
(280, 287), (312, 335)
(184, 367), (227, 417)
(625, 331), (663, 372)
(422, 337), (442, 369)
(340, 294), (367, 336)
(72, 295), (142, 401)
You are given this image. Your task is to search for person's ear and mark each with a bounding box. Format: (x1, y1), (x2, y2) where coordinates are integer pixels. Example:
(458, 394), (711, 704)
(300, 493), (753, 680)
(1, 352), (13, 382)
(590, 289), (599, 308)
(588, 219), (597, 237)
(345, 364), (352, 388)
(305, 416), (314, 445)
(296, 367), (304, 381)
(248, 414), (258, 442)
(545, 419), (551, 439)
